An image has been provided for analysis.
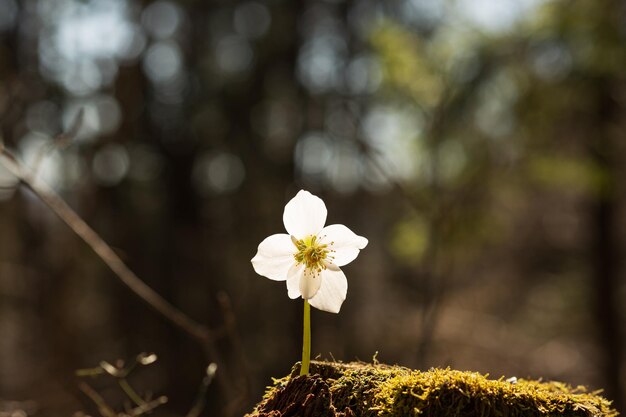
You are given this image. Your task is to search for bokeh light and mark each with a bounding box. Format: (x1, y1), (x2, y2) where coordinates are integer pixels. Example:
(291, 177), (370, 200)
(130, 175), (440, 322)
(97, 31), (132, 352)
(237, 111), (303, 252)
(234, 1), (271, 39)
(38, 0), (144, 96)
(143, 41), (184, 83)
(62, 95), (122, 141)
(142, 1), (184, 40)
(214, 35), (254, 75)
(0, 0), (18, 32)
(192, 151), (246, 195)
(92, 143), (130, 186)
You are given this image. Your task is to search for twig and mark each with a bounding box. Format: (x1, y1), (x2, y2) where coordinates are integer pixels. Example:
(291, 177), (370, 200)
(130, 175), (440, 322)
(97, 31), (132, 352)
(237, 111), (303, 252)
(1, 121), (217, 346)
(186, 363), (218, 417)
(126, 396), (168, 417)
(0, 148), (214, 343)
(75, 366), (106, 377)
(77, 353), (168, 416)
(118, 379), (146, 409)
(32, 108), (84, 177)
(78, 382), (117, 417)
(0, 145), (235, 401)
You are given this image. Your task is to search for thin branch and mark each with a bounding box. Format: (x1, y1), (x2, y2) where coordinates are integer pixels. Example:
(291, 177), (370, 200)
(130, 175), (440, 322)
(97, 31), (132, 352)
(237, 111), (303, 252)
(75, 367), (106, 377)
(0, 145), (235, 400)
(0, 148), (213, 344)
(32, 108), (84, 177)
(118, 379), (146, 409)
(186, 363), (218, 417)
(78, 382), (118, 417)
(76, 353), (169, 416)
(3, 119), (219, 346)
(126, 396), (168, 417)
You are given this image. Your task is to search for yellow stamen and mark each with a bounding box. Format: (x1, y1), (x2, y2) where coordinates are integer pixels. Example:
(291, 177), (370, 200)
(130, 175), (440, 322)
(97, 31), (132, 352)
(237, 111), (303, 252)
(292, 234), (334, 272)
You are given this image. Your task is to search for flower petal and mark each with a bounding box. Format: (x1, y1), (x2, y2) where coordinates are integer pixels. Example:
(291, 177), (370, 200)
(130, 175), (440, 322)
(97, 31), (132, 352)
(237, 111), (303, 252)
(251, 234), (295, 281)
(308, 267), (348, 313)
(320, 224), (368, 267)
(299, 268), (322, 299)
(283, 190), (327, 238)
(286, 263), (304, 299)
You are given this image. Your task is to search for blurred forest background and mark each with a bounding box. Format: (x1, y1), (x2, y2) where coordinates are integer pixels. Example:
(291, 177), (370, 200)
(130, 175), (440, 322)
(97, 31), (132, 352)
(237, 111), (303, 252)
(1, 0), (625, 416)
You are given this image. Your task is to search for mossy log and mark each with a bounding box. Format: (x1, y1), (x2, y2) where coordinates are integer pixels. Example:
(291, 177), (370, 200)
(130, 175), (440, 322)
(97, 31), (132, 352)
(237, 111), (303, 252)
(246, 361), (617, 417)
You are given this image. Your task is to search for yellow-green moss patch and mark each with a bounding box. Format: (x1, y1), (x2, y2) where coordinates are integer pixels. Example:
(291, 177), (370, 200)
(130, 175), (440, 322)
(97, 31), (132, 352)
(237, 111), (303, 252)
(246, 361), (617, 417)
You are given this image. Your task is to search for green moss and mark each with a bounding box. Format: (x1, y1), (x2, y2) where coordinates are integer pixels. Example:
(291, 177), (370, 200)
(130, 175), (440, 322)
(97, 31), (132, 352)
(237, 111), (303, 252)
(247, 361), (617, 417)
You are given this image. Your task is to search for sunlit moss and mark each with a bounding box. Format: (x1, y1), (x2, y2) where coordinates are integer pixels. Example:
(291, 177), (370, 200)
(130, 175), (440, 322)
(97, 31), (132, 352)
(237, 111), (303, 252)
(248, 361), (617, 417)
(372, 367), (615, 417)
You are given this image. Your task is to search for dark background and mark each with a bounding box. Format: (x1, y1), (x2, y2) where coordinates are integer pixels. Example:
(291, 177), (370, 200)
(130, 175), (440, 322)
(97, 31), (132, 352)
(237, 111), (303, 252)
(0, 0), (625, 416)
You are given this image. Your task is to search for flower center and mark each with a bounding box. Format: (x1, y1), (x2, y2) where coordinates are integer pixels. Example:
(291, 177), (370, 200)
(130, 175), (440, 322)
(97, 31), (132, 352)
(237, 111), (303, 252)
(292, 235), (331, 272)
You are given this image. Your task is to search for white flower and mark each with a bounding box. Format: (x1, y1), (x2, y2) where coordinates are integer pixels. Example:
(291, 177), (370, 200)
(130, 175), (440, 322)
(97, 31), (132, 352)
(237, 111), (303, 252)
(251, 190), (368, 313)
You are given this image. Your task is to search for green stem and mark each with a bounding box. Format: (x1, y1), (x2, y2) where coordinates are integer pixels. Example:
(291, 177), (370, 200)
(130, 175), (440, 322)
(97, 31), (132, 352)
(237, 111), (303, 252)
(300, 299), (311, 376)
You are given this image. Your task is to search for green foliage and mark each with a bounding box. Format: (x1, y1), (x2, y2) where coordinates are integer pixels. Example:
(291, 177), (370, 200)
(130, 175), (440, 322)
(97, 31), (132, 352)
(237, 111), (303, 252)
(390, 216), (429, 266)
(248, 361), (617, 417)
(528, 155), (609, 197)
(370, 22), (444, 107)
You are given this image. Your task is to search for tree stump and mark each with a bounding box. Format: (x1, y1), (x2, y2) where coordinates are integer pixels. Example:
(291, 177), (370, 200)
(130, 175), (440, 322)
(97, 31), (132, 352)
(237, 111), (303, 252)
(246, 361), (617, 417)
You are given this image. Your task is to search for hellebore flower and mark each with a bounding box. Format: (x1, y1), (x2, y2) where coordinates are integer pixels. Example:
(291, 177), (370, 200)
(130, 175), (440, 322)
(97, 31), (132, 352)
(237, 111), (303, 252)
(251, 189), (368, 313)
